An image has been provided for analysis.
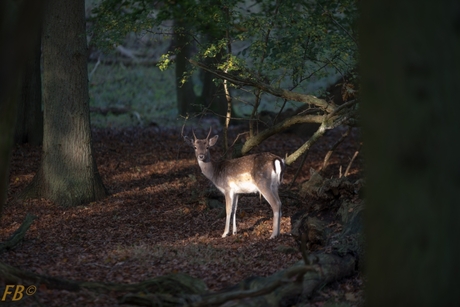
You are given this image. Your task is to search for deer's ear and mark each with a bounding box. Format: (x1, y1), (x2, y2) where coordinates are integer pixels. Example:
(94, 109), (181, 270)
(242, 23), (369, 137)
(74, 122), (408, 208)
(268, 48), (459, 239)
(208, 135), (219, 147)
(184, 136), (194, 146)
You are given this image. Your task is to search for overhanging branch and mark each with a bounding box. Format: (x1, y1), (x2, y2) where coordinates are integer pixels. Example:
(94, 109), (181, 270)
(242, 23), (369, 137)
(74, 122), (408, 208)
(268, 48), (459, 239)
(189, 59), (337, 113)
(241, 114), (324, 156)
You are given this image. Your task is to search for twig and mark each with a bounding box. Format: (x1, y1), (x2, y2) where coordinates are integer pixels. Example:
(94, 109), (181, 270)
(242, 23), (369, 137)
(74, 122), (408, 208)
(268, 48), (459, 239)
(300, 233), (311, 266)
(230, 132), (249, 148)
(88, 57), (101, 81)
(273, 98), (288, 125)
(344, 143), (361, 177)
(189, 59), (336, 113)
(249, 89), (262, 137)
(289, 149), (310, 190)
(321, 127), (352, 171)
(223, 5), (232, 155)
(325, 10), (359, 48)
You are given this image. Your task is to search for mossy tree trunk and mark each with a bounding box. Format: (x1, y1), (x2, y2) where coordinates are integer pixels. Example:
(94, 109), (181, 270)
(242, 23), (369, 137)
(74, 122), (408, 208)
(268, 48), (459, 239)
(19, 0), (106, 207)
(360, 0), (460, 306)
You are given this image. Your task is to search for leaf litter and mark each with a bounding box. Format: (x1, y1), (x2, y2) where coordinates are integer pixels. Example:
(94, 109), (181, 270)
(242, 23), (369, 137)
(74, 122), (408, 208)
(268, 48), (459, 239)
(1, 125), (363, 306)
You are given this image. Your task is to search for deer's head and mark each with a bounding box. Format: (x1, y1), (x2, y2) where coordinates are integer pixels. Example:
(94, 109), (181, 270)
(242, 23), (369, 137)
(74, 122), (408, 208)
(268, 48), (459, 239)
(184, 127), (218, 162)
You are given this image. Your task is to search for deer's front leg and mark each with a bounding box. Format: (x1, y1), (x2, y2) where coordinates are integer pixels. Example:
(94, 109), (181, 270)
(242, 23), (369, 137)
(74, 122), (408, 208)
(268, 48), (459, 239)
(222, 192), (234, 237)
(270, 209), (281, 239)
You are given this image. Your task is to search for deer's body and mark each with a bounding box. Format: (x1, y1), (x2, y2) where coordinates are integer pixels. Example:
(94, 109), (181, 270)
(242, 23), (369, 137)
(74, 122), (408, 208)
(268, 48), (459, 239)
(185, 129), (285, 239)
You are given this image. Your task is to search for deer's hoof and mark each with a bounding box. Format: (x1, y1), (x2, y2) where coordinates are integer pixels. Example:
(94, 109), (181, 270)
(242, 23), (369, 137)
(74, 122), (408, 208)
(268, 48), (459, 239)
(222, 233), (229, 238)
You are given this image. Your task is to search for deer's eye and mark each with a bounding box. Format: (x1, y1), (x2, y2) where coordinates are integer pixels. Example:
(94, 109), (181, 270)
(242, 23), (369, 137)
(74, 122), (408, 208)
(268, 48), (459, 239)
(194, 146), (197, 150)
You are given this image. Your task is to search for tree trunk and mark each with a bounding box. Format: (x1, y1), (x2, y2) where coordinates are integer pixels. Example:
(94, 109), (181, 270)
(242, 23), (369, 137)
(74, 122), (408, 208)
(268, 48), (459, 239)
(14, 34), (43, 145)
(174, 20), (197, 116)
(201, 52), (228, 122)
(0, 77), (20, 218)
(360, 0), (460, 306)
(19, 0), (106, 207)
(0, 0), (45, 218)
(198, 30), (231, 123)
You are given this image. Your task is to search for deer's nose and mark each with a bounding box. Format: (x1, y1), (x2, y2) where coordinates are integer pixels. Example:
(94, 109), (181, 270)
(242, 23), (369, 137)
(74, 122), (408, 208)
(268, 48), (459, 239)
(198, 154), (205, 160)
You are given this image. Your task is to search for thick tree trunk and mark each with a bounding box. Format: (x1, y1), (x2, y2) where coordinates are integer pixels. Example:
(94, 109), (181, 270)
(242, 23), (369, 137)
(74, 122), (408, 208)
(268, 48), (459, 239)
(0, 78), (19, 218)
(0, 0), (45, 218)
(14, 34), (43, 145)
(19, 0), (106, 207)
(360, 0), (460, 306)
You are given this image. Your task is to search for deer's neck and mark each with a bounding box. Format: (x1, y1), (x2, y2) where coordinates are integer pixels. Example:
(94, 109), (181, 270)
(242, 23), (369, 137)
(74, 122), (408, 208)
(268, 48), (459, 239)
(198, 160), (216, 181)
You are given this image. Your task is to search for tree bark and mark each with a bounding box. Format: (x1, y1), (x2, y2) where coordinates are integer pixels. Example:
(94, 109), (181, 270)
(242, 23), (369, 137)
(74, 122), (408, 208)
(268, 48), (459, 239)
(174, 19), (197, 116)
(360, 0), (460, 306)
(14, 34), (43, 145)
(201, 54), (229, 122)
(0, 0), (45, 218)
(19, 0), (106, 207)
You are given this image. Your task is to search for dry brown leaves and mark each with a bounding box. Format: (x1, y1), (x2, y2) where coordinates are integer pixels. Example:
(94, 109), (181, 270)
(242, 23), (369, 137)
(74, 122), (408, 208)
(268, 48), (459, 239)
(1, 125), (363, 306)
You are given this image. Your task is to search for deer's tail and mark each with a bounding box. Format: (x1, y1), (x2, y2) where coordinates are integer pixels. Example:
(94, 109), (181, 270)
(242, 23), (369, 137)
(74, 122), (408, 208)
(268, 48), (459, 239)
(274, 158), (285, 183)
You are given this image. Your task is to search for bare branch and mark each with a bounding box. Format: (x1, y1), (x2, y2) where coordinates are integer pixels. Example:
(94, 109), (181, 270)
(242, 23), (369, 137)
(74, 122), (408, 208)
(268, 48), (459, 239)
(344, 143), (361, 177)
(288, 149), (310, 190)
(189, 59), (337, 113)
(286, 121), (328, 166)
(321, 127), (352, 171)
(241, 114), (324, 156)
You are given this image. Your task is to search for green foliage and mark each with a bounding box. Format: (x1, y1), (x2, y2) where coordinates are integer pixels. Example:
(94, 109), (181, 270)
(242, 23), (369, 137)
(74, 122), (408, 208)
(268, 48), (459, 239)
(89, 0), (156, 51)
(227, 0), (358, 86)
(157, 53), (173, 72)
(90, 0), (358, 116)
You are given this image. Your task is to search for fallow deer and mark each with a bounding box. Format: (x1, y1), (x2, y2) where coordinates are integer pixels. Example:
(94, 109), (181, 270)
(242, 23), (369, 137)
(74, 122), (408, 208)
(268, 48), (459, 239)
(184, 128), (285, 239)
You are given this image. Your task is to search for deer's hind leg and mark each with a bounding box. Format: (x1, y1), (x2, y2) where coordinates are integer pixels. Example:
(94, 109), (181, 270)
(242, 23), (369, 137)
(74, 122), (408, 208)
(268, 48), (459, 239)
(232, 195), (239, 235)
(259, 185), (282, 239)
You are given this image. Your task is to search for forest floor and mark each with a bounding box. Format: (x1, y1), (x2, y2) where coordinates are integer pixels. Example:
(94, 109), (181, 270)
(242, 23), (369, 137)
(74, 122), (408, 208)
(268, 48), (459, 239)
(1, 124), (363, 307)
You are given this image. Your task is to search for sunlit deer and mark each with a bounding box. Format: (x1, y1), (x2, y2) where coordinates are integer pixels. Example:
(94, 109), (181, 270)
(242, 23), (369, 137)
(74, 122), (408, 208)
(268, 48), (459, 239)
(184, 128), (285, 239)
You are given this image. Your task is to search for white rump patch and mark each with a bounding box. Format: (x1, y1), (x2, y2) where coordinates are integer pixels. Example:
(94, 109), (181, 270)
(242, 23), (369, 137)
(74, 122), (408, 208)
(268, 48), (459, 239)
(274, 159), (284, 182)
(274, 160), (282, 174)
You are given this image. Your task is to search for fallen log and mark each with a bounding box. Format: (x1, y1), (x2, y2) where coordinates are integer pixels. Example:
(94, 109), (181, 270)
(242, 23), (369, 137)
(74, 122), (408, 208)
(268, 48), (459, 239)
(191, 253), (356, 307)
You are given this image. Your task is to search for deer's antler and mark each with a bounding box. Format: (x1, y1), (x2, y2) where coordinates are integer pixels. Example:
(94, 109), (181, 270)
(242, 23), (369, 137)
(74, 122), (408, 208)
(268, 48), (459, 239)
(206, 127), (212, 140)
(192, 129), (198, 140)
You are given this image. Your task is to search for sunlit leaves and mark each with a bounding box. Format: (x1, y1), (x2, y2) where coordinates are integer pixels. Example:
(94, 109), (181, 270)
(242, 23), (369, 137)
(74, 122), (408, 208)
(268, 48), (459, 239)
(157, 53), (173, 72)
